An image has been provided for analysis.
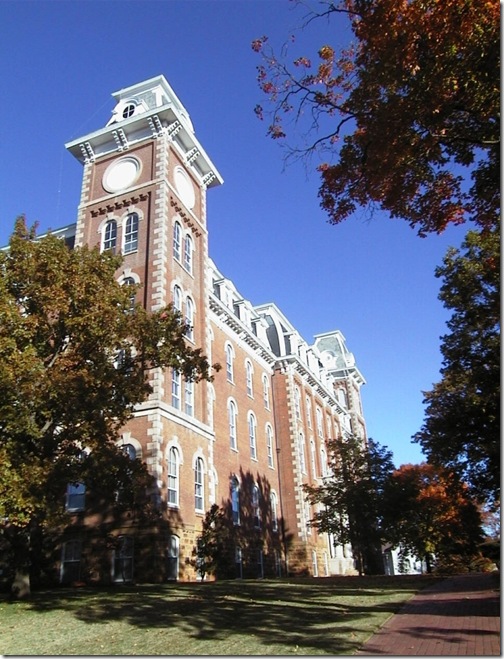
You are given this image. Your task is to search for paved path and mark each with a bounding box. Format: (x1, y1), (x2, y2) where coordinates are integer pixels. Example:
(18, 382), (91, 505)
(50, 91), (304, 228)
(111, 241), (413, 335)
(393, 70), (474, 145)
(356, 572), (500, 656)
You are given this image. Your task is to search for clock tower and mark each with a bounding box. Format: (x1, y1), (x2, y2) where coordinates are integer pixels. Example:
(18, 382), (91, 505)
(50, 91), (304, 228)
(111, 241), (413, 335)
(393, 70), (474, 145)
(66, 77), (223, 575)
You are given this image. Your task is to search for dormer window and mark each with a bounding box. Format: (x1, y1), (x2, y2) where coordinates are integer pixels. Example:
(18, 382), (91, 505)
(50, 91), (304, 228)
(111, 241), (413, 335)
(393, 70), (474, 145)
(122, 103), (136, 119)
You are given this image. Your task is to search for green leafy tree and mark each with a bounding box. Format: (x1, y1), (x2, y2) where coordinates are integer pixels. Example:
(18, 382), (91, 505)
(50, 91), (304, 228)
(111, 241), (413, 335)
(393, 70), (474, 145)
(304, 436), (395, 575)
(414, 225), (500, 506)
(383, 463), (484, 573)
(0, 217), (218, 596)
(253, 0), (499, 236)
(191, 504), (236, 580)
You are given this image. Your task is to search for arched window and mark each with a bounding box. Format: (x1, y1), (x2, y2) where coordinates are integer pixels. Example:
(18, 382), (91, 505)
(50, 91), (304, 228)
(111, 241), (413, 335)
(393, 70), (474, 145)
(230, 476), (240, 525)
(185, 296), (194, 341)
(183, 234), (193, 273)
(225, 344), (234, 383)
(248, 412), (257, 460)
(266, 424), (274, 468)
(173, 221), (182, 261)
(316, 408), (324, 438)
(122, 276), (136, 312)
(294, 387), (301, 420)
(173, 285), (182, 313)
(270, 491), (278, 532)
(245, 360), (253, 397)
(262, 374), (270, 409)
(305, 396), (312, 428)
(122, 443), (137, 460)
(166, 535), (179, 581)
(252, 483), (261, 528)
(310, 439), (317, 477)
(167, 447), (179, 506)
(228, 400), (237, 450)
(171, 369), (181, 409)
(123, 212), (138, 253)
(113, 536), (134, 583)
(298, 432), (306, 474)
(103, 219), (117, 253)
(184, 378), (194, 416)
(320, 446), (328, 478)
(194, 457), (204, 512)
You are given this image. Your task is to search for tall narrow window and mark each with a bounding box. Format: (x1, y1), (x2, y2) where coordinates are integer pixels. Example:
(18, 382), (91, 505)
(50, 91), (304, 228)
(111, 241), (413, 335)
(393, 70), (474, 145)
(249, 412), (257, 460)
(305, 397), (312, 428)
(252, 484), (261, 528)
(167, 447), (179, 506)
(66, 483), (85, 512)
(225, 344), (234, 383)
(262, 375), (270, 409)
(246, 361), (253, 397)
(310, 439), (317, 477)
(185, 379), (194, 416)
(173, 221), (182, 261)
(183, 234), (193, 273)
(60, 540), (82, 584)
(171, 369), (181, 409)
(194, 457), (204, 512)
(228, 400), (237, 450)
(298, 432), (306, 474)
(113, 536), (134, 583)
(123, 212), (138, 253)
(122, 276), (136, 312)
(166, 535), (179, 581)
(320, 446), (328, 478)
(294, 387), (301, 420)
(173, 285), (182, 313)
(231, 476), (240, 525)
(316, 408), (324, 438)
(185, 297), (194, 341)
(103, 220), (117, 253)
(266, 424), (274, 468)
(270, 492), (278, 532)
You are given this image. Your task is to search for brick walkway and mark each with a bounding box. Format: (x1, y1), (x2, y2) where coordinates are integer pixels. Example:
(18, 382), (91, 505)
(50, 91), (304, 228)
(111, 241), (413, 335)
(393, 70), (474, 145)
(356, 572), (500, 656)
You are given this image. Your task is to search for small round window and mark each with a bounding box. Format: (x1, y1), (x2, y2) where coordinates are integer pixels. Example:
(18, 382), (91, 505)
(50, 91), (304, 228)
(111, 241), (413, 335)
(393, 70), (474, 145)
(122, 103), (136, 119)
(102, 157), (141, 193)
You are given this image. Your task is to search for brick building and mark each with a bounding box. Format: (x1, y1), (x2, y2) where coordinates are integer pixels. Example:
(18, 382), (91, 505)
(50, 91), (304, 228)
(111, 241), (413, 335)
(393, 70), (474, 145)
(53, 75), (367, 583)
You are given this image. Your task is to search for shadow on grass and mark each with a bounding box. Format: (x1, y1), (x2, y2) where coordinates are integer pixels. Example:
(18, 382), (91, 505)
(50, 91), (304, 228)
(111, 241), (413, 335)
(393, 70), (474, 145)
(1, 576), (442, 655)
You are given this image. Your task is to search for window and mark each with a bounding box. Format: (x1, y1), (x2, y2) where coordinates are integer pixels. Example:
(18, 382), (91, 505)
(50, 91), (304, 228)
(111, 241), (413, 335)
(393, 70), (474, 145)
(320, 446), (328, 478)
(183, 234), (193, 273)
(298, 432), (306, 474)
(122, 276), (136, 312)
(228, 400), (237, 450)
(323, 551), (330, 576)
(122, 103), (136, 119)
(305, 397), (312, 428)
(122, 443), (137, 460)
(252, 484), (261, 528)
(294, 387), (301, 420)
(256, 549), (264, 578)
(173, 221), (182, 261)
(310, 439), (317, 478)
(60, 539), (81, 584)
(123, 212), (138, 253)
(113, 536), (134, 583)
(103, 220), (117, 253)
(266, 424), (274, 468)
(270, 492), (278, 532)
(248, 413), (257, 460)
(167, 447), (179, 506)
(171, 369), (181, 409)
(185, 297), (194, 341)
(311, 550), (318, 577)
(166, 535), (179, 581)
(225, 344), (234, 383)
(185, 378), (194, 416)
(194, 457), (204, 512)
(173, 285), (182, 313)
(231, 476), (240, 525)
(262, 375), (270, 409)
(66, 482), (85, 512)
(246, 361), (253, 397)
(235, 546), (243, 579)
(316, 408), (324, 438)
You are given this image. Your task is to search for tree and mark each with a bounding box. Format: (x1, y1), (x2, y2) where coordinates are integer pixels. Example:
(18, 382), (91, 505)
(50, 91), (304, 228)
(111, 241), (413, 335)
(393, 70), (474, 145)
(191, 504), (237, 580)
(304, 436), (395, 575)
(253, 0), (499, 236)
(383, 463), (484, 573)
(414, 225), (500, 507)
(0, 217), (218, 596)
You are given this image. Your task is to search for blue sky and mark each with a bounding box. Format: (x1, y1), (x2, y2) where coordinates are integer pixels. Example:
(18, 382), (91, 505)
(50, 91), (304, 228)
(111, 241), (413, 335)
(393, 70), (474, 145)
(0, 0), (469, 468)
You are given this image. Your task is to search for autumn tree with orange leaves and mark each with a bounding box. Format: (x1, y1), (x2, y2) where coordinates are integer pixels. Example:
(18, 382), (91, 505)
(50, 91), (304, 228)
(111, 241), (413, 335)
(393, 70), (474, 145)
(253, 0), (499, 236)
(383, 463), (484, 573)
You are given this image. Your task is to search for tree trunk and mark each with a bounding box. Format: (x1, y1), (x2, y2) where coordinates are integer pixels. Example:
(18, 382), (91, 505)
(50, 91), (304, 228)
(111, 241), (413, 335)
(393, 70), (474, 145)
(9, 527), (31, 599)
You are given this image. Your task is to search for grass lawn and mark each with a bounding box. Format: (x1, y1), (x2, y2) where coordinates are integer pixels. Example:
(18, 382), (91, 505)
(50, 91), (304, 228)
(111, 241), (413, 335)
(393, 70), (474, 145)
(0, 575), (442, 655)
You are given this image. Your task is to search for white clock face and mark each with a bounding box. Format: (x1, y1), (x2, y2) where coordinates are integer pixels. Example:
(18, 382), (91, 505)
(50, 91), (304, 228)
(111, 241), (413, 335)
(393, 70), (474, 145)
(103, 157), (140, 193)
(174, 166), (195, 210)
